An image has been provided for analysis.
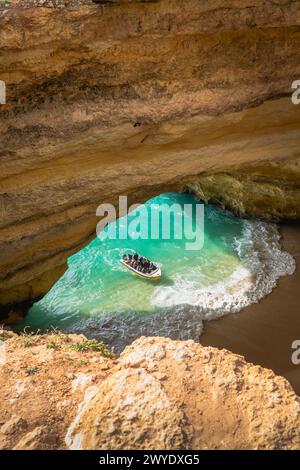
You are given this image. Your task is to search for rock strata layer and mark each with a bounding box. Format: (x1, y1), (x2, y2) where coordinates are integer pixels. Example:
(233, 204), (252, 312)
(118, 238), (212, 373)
(0, 1), (300, 307)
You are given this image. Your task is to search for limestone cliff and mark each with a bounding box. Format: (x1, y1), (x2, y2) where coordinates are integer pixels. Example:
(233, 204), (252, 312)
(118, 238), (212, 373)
(186, 157), (300, 222)
(0, 0), (300, 307)
(0, 332), (299, 450)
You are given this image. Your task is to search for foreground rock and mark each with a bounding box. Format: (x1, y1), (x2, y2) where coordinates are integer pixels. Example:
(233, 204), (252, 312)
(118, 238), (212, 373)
(0, 330), (115, 450)
(67, 337), (300, 450)
(0, 332), (299, 450)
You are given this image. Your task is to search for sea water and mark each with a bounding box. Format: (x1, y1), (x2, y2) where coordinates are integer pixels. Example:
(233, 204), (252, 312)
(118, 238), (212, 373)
(16, 192), (295, 353)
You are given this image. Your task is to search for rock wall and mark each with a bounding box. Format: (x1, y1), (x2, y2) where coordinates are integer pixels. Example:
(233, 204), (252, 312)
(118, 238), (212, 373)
(0, 0), (300, 307)
(186, 157), (300, 222)
(0, 333), (299, 450)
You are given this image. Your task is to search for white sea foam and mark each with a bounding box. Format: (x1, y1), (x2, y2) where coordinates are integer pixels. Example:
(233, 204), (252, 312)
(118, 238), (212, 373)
(152, 220), (296, 323)
(70, 220), (295, 353)
(26, 192), (296, 354)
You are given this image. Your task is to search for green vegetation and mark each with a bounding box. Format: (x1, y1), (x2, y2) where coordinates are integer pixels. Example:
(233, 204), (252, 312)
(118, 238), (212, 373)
(67, 338), (115, 358)
(46, 329), (67, 349)
(0, 329), (14, 342)
(186, 161), (300, 222)
(21, 329), (40, 348)
(18, 327), (114, 359)
(46, 337), (61, 350)
(26, 366), (38, 375)
(23, 337), (34, 348)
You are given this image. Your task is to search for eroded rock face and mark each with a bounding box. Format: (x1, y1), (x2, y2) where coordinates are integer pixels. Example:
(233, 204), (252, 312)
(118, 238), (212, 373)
(1, 332), (300, 450)
(187, 157), (300, 222)
(0, 330), (116, 450)
(66, 337), (300, 450)
(0, 1), (300, 307)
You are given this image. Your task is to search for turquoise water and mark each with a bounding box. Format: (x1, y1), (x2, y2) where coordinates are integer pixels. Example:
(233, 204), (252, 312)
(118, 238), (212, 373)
(16, 192), (295, 353)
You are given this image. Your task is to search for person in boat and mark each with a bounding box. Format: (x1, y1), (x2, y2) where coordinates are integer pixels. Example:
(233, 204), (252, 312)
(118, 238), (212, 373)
(138, 257), (143, 271)
(139, 257), (146, 273)
(149, 262), (155, 272)
(129, 253), (136, 268)
(135, 253), (141, 269)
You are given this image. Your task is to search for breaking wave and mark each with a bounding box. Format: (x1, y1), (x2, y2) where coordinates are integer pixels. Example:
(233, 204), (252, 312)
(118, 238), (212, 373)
(152, 220), (295, 321)
(16, 193), (295, 354)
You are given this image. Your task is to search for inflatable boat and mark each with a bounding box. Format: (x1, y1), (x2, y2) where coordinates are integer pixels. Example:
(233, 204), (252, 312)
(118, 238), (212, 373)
(120, 259), (161, 280)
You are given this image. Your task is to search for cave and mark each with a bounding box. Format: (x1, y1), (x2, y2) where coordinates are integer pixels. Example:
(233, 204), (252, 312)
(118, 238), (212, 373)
(0, 0), (300, 452)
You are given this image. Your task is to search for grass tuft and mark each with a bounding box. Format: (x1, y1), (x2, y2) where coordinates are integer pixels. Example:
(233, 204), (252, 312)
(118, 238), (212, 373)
(26, 366), (38, 375)
(67, 338), (115, 358)
(46, 337), (61, 350)
(21, 328), (40, 348)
